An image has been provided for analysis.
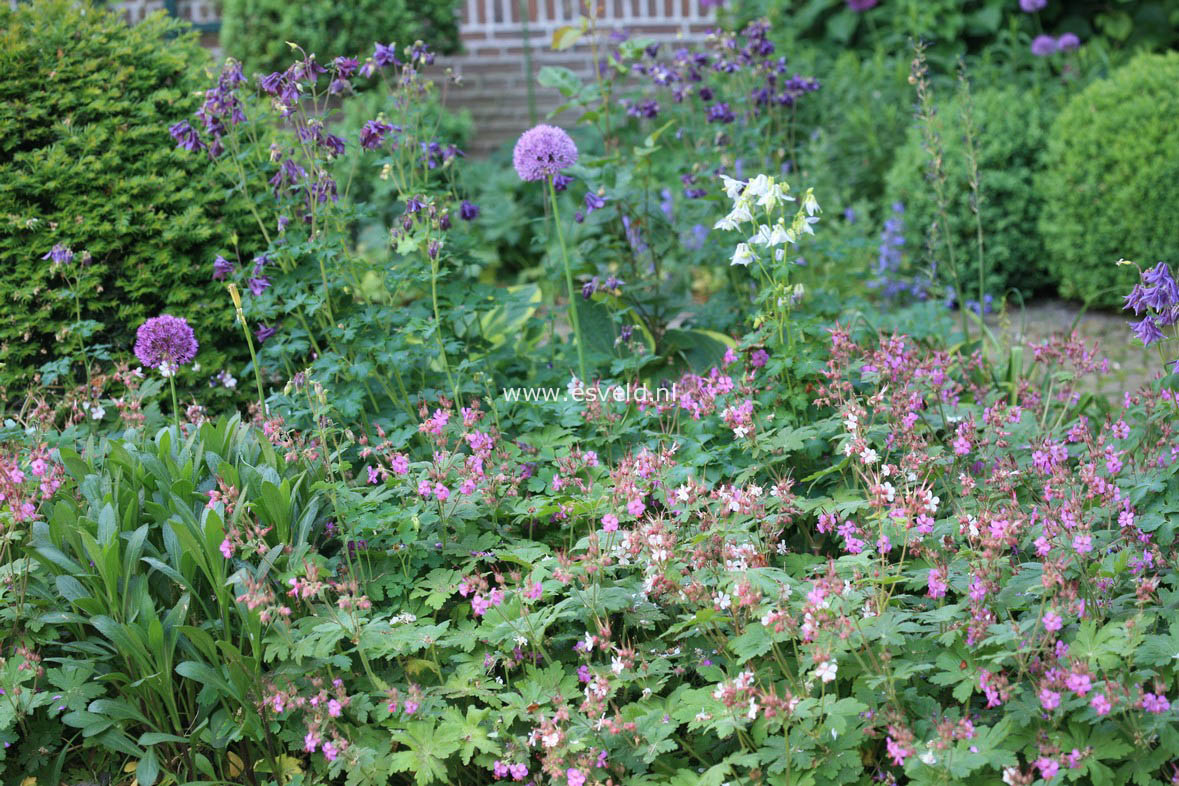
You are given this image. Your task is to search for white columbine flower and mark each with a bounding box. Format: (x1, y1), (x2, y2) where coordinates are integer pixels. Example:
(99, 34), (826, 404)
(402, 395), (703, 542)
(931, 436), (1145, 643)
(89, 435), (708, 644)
(803, 189), (820, 216)
(719, 174), (745, 201)
(769, 221), (791, 246)
(746, 173), (771, 198)
(731, 243), (755, 267)
(751, 224), (775, 247)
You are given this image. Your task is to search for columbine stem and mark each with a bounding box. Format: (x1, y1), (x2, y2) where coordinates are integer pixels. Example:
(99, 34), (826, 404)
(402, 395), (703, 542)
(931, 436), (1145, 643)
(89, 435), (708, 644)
(546, 177), (588, 381)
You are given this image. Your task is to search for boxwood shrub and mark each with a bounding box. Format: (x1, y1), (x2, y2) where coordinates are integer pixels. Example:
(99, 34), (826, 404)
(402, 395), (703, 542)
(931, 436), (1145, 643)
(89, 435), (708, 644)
(885, 85), (1054, 301)
(1038, 52), (1179, 308)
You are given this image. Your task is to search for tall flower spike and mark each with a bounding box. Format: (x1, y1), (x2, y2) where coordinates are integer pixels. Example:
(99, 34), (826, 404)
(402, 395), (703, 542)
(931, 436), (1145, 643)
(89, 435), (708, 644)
(512, 124), (578, 182)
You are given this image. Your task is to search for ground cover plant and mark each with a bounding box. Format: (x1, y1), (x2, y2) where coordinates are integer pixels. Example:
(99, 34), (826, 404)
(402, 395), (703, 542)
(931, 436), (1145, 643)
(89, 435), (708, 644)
(2, 1), (1178, 785)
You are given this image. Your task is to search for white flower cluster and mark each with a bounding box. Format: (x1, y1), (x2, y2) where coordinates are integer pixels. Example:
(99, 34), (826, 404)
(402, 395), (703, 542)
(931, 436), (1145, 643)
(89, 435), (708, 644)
(714, 174), (820, 268)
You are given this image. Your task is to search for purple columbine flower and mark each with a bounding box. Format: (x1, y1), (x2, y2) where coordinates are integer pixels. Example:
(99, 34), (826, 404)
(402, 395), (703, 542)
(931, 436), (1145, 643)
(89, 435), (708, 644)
(212, 255), (233, 280)
(42, 244), (74, 265)
(373, 42), (399, 68)
(1057, 32), (1081, 51)
(360, 120), (394, 150)
(512, 124), (579, 182)
(847, 0), (878, 9)
(553, 174), (575, 192)
(707, 102), (735, 123)
(247, 276), (270, 296)
(134, 315), (198, 375)
(1031, 35), (1059, 56)
(1130, 316), (1165, 346)
(460, 200), (480, 221)
(255, 323), (277, 343)
(1020, 0), (1046, 11)
(333, 56), (359, 78)
(169, 120), (204, 153)
(584, 191), (607, 215)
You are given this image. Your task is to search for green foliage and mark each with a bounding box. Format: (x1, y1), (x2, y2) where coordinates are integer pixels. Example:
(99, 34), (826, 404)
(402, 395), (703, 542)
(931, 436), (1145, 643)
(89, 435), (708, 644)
(220, 0), (464, 77)
(730, 0), (1179, 61)
(795, 48), (912, 209)
(886, 84), (1055, 298)
(0, 0), (260, 396)
(1038, 51), (1179, 307)
(3, 416), (327, 783)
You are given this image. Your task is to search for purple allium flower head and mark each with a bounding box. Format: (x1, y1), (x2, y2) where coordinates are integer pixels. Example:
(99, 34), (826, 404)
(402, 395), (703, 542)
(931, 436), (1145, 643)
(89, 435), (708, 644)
(1057, 32), (1080, 51)
(847, 0), (878, 9)
(134, 315), (198, 373)
(212, 255), (234, 281)
(1019, 0), (1046, 11)
(460, 200), (480, 221)
(512, 124), (579, 182)
(1031, 35), (1059, 56)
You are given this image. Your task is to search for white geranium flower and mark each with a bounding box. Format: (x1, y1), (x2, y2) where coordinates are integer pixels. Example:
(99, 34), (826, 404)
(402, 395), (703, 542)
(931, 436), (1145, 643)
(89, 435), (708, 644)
(814, 660), (837, 683)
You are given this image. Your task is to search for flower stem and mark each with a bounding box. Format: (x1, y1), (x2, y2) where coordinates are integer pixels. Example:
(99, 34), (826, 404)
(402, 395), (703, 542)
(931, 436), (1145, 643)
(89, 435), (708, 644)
(168, 375), (181, 433)
(547, 177), (588, 381)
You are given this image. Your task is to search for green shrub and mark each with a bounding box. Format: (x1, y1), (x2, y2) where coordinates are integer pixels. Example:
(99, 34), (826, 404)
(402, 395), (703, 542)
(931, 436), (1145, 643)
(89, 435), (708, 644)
(1039, 51), (1179, 308)
(220, 0), (463, 77)
(885, 84), (1055, 299)
(0, 0), (260, 395)
(795, 48), (912, 209)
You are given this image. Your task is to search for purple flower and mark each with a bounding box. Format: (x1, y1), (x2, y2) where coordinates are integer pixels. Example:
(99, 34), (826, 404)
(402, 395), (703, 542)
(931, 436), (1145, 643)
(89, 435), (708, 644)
(42, 244), (74, 266)
(134, 315), (198, 373)
(360, 120), (394, 150)
(1019, 0), (1046, 11)
(847, 0), (877, 9)
(212, 255), (234, 281)
(460, 200), (480, 221)
(1130, 316), (1165, 346)
(373, 42), (400, 68)
(169, 120), (205, 153)
(707, 102), (735, 123)
(247, 276), (271, 296)
(1031, 35), (1059, 56)
(1057, 32), (1080, 51)
(584, 191), (607, 215)
(333, 56), (359, 77)
(255, 323), (277, 343)
(512, 124), (579, 182)
(553, 174), (575, 192)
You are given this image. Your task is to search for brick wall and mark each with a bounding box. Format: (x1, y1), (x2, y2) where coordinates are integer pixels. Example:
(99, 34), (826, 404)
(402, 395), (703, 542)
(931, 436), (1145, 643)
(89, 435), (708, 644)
(112, 0), (716, 154)
(447, 0), (716, 153)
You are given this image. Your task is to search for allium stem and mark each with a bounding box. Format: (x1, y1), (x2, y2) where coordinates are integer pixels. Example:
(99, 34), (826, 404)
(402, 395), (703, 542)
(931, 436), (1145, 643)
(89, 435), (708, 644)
(168, 375), (180, 433)
(547, 177), (588, 382)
